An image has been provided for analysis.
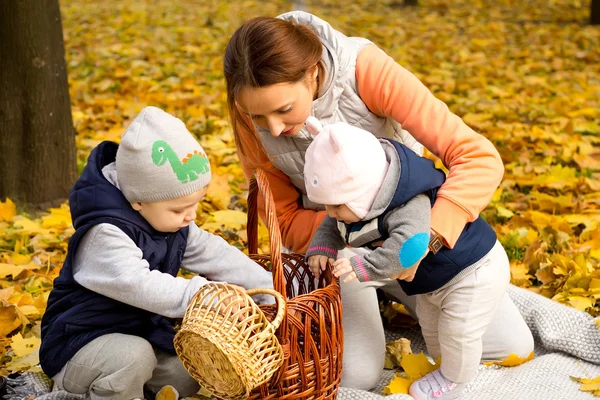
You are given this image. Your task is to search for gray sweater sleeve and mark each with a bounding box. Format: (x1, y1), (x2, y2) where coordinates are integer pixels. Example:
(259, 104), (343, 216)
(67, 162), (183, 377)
(72, 223), (210, 318)
(72, 223), (275, 318)
(182, 223), (274, 304)
(305, 216), (347, 260)
(350, 194), (431, 282)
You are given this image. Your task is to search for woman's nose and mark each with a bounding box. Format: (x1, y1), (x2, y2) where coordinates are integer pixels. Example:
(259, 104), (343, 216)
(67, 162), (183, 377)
(266, 117), (286, 137)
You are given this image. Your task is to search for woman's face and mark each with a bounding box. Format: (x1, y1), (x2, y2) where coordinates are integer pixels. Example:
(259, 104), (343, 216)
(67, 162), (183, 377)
(237, 72), (318, 138)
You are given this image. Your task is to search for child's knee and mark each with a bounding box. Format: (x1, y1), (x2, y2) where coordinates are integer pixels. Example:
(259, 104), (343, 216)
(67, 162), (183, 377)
(512, 328), (535, 359)
(116, 336), (157, 372)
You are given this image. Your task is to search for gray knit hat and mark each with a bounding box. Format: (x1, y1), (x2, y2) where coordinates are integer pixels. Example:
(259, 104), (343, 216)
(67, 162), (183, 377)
(116, 106), (211, 203)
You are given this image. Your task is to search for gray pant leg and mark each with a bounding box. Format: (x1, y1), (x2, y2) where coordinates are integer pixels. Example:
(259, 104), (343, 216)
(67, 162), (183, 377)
(52, 333), (157, 400)
(146, 350), (200, 397)
(339, 277), (386, 390)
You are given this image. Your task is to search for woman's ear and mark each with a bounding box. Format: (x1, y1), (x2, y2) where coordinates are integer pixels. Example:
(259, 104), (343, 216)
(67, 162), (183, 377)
(131, 202), (143, 211)
(305, 116), (323, 136)
(311, 64), (319, 81)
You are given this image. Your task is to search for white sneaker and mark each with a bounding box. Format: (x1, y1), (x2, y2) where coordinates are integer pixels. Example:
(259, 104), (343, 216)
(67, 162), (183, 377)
(409, 369), (466, 399)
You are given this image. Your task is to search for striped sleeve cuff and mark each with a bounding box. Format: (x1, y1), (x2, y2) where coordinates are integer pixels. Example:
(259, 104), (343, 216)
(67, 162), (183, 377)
(305, 245), (338, 260)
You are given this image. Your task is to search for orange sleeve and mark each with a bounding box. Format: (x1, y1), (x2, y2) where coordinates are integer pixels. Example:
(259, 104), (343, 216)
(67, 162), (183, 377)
(238, 139), (327, 254)
(356, 45), (504, 248)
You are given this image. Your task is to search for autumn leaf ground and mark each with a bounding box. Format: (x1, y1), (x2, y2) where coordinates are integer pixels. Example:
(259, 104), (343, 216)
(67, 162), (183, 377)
(1, 0), (598, 387)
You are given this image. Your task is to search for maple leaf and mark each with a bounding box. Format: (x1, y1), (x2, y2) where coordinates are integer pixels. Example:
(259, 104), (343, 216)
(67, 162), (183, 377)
(383, 352), (441, 394)
(0, 299), (29, 337)
(383, 373), (413, 395)
(571, 376), (600, 396)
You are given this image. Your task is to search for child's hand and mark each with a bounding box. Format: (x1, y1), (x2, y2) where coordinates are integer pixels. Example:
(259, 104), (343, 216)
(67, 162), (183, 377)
(217, 284), (245, 321)
(308, 255), (334, 278)
(332, 258), (357, 283)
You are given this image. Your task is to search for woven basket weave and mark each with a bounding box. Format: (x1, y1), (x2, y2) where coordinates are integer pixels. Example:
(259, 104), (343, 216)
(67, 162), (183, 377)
(245, 169), (344, 399)
(174, 283), (286, 400)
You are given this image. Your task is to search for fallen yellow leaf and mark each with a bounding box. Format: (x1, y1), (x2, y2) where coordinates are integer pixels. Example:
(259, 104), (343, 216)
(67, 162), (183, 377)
(41, 205), (73, 230)
(401, 352), (441, 379)
(0, 299), (29, 336)
(206, 173), (231, 210)
(4, 350), (41, 373)
(0, 198), (17, 222)
(0, 263), (28, 279)
(383, 373), (413, 394)
(10, 333), (41, 357)
(571, 376), (600, 396)
(383, 352), (441, 394)
(484, 351), (534, 367)
(568, 296), (594, 312)
(201, 210), (248, 231)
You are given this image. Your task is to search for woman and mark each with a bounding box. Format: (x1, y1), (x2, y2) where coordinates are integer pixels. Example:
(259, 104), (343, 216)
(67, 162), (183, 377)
(224, 11), (534, 394)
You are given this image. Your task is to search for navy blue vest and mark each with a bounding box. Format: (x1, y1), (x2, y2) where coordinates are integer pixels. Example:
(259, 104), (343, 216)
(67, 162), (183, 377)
(40, 141), (189, 378)
(342, 139), (497, 295)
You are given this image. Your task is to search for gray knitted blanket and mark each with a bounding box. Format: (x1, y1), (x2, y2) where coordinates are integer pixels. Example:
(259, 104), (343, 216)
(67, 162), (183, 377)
(5, 285), (600, 400)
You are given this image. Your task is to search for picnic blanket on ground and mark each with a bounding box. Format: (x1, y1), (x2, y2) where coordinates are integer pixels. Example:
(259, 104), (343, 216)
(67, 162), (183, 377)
(5, 285), (600, 400)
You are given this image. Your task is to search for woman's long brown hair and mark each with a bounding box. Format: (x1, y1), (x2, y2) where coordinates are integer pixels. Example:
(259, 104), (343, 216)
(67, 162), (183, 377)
(224, 16), (323, 171)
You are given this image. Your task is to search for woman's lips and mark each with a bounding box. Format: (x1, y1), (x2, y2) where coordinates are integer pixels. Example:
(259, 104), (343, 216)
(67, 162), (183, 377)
(281, 126), (295, 136)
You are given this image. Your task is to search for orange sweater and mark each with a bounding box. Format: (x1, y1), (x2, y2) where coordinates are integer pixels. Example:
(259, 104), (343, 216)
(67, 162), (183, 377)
(239, 45), (504, 254)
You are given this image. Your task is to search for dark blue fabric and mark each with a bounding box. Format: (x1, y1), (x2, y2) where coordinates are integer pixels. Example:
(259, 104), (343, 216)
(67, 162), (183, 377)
(40, 141), (189, 377)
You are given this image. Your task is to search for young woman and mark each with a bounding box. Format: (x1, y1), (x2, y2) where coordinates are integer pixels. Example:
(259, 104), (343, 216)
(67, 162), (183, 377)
(224, 11), (534, 395)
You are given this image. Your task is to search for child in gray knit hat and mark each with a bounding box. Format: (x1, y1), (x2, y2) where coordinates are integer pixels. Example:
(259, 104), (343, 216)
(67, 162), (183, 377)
(40, 106), (273, 400)
(303, 117), (511, 400)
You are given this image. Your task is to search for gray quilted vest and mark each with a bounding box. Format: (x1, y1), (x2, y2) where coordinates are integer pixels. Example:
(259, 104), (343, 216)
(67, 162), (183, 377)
(258, 11), (423, 211)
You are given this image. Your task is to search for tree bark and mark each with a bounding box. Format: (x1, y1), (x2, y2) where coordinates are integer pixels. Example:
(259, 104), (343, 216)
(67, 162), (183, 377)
(592, 0), (600, 25)
(0, 0), (76, 208)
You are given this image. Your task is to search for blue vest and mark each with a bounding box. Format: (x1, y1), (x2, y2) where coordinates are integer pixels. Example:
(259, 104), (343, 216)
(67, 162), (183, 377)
(341, 139), (497, 295)
(40, 141), (189, 378)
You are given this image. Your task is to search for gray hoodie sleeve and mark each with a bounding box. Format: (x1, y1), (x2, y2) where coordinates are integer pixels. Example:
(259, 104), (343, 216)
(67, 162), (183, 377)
(182, 222), (274, 304)
(305, 216), (347, 260)
(72, 223), (210, 318)
(72, 223), (275, 318)
(350, 194), (431, 282)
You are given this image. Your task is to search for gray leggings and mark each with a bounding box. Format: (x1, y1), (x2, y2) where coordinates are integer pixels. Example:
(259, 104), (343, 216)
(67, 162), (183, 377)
(52, 333), (199, 400)
(338, 247), (535, 390)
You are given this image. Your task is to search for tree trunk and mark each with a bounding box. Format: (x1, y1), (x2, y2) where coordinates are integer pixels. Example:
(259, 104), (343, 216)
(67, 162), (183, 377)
(592, 0), (600, 25)
(0, 0), (76, 208)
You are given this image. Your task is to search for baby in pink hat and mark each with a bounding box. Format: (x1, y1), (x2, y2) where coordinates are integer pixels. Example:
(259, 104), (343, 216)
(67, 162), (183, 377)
(304, 116), (431, 283)
(303, 116), (511, 400)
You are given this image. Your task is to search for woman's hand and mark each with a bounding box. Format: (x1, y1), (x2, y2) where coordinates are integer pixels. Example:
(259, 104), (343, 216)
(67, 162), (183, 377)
(391, 252), (427, 282)
(391, 264), (419, 282)
(308, 255), (334, 278)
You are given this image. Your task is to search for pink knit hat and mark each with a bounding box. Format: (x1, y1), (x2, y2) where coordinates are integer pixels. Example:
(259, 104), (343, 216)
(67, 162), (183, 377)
(303, 117), (389, 219)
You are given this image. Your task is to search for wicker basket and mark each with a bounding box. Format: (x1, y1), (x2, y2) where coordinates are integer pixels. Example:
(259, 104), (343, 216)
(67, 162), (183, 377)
(174, 283), (286, 400)
(245, 169), (344, 399)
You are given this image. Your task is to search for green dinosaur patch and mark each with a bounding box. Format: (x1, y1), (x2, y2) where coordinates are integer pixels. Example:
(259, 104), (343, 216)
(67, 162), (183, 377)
(151, 140), (210, 184)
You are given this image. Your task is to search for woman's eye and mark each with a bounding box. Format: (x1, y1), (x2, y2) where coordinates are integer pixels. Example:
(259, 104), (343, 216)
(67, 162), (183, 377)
(280, 107), (293, 114)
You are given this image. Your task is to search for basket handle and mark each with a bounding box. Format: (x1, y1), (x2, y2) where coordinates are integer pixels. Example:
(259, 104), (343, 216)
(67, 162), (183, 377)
(247, 169), (287, 301)
(247, 169), (289, 339)
(246, 288), (286, 331)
